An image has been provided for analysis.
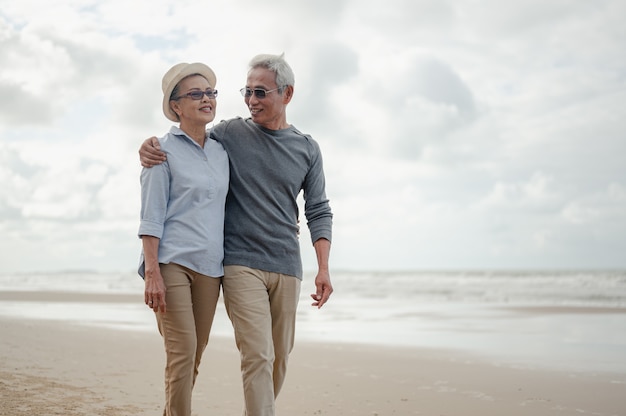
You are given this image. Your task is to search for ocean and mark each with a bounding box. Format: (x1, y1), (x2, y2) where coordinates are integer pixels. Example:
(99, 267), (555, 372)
(1, 270), (625, 374)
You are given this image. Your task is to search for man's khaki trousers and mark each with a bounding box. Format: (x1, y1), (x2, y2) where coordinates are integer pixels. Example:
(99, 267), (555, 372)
(223, 265), (301, 416)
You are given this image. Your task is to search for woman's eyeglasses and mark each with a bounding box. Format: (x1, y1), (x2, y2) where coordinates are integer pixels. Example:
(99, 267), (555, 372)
(175, 89), (218, 100)
(239, 87), (282, 99)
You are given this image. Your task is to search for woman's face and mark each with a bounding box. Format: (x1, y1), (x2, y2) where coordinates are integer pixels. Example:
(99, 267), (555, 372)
(170, 74), (217, 126)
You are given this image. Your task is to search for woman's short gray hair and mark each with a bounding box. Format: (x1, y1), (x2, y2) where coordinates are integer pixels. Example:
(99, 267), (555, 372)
(248, 53), (295, 90)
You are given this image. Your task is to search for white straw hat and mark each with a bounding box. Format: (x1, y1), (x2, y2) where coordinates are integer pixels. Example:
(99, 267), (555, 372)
(162, 62), (217, 122)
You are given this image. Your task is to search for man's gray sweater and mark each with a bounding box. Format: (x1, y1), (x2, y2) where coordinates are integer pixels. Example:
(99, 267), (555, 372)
(211, 117), (333, 279)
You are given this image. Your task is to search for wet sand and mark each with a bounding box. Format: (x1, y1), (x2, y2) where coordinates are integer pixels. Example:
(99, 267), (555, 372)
(0, 291), (625, 415)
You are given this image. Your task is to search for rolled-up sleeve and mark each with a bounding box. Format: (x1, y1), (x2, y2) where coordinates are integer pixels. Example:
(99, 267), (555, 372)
(138, 162), (170, 239)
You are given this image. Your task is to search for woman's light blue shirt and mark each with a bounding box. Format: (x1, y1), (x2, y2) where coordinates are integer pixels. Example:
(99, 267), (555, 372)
(138, 126), (229, 278)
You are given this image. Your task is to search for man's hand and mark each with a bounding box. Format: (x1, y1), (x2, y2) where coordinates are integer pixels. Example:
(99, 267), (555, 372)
(311, 269), (333, 308)
(311, 238), (332, 308)
(139, 136), (166, 167)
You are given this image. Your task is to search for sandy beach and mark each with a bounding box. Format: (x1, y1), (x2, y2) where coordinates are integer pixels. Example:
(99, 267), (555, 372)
(1, 291), (625, 416)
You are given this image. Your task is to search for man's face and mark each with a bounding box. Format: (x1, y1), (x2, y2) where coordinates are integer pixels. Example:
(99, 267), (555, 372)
(244, 67), (290, 130)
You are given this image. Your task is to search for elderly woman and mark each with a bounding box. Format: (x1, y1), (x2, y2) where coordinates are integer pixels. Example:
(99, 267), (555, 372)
(138, 62), (229, 416)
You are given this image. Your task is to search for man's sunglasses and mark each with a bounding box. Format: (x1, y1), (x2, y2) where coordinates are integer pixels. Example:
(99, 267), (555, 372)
(239, 87), (283, 99)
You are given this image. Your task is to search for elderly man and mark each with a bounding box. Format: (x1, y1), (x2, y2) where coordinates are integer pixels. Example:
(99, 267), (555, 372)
(140, 53), (333, 416)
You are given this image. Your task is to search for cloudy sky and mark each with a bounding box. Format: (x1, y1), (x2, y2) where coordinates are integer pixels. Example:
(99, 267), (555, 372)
(1, 0), (624, 274)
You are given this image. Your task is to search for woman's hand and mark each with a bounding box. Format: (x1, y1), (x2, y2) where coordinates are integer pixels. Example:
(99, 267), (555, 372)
(144, 269), (167, 313)
(142, 235), (166, 313)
